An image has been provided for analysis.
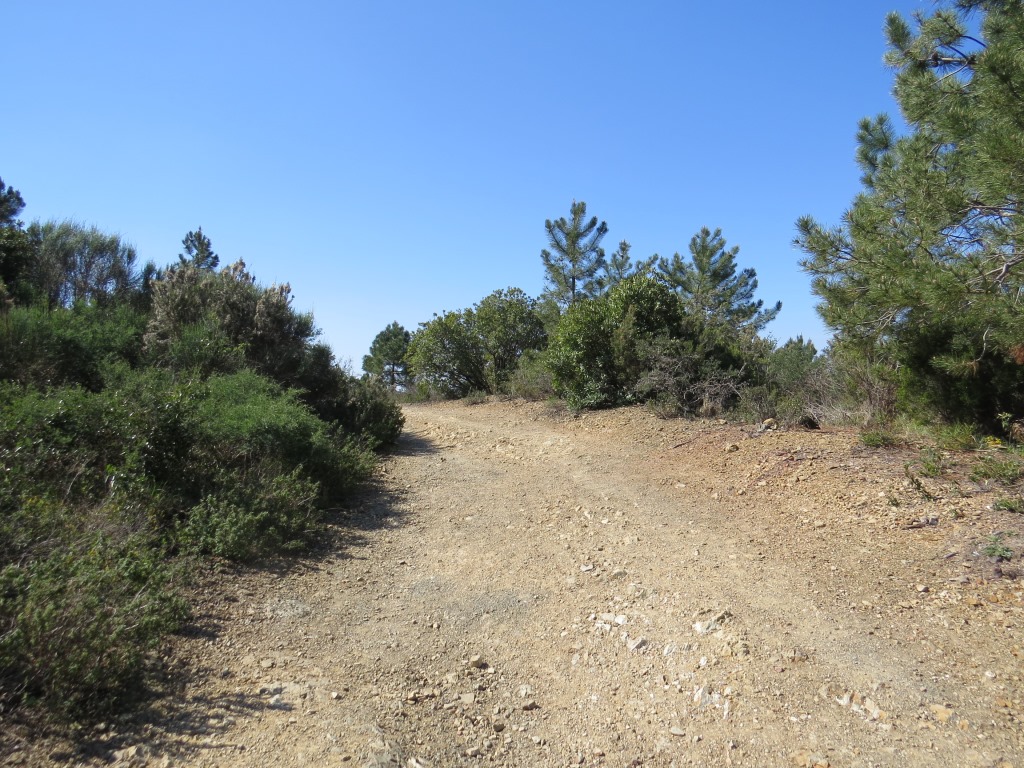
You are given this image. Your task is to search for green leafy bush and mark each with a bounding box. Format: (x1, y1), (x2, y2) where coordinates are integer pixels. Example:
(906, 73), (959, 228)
(502, 349), (556, 401)
(180, 467), (322, 560)
(0, 501), (187, 715)
(190, 370), (376, 503)
(548, 275), (684, 410)
(0, 304), (146, 391)
(334, 376), (405, 450)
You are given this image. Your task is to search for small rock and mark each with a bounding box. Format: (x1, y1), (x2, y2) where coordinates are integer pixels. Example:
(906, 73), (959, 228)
(627, 636), (648, 652)
(610, 567), (627, 579)
(466, 746), (481, 757)
(469, 654), (487, 669)
(268, 694), (285, 709)
(916, 584), (929, 593)
(460, 693), (476, 705)
(522, 700), (540, 711)
(669, 726), (686, 737)
(725, 443), (740, 453)
(113, 745), (148, 766)
(929, 704), (954, 723)
(259, 659), (275, 669)
(492, 720), (505, 733)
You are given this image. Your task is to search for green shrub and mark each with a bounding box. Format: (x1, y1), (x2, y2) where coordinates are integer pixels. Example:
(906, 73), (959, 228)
(334, 376), (405, 450)
(180, 467), (322, 560)
(0, 304), (147, 390)
(548, 275), (687, 410)
(738, 337), (820, 423)
(502, 349), (555, 401)
(0, 507), (187, 715)
(191, 370), (375, 502)
(0, 371), (198, 519)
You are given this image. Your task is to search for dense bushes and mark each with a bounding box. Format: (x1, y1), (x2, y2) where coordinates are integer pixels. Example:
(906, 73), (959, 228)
(0, 206), (403, 718)
(0, 522), (187, 715)
(548, 276), (682, 409)
(406, 288), (546, 398)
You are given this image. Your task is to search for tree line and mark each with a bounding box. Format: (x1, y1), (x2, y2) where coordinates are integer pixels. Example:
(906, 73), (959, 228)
(367, 0), (1024, 437)
(365, 203), (807, 418)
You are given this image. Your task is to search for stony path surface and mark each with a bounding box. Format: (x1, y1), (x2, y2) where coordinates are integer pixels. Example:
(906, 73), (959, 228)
(10, 399), (1024, 767)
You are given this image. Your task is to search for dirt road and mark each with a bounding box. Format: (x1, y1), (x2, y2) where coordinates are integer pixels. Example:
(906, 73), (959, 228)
(14, 399), (1024, 767)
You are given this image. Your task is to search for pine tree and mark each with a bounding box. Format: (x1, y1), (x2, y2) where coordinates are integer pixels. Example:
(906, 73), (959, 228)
(797, 0), (1024, 426)
(541, 200), (608, 306)
(0, 177), (32, 306)
(600, 241), (657, 292)
(658, 227), (780, 333)
(363, 322), (411, 388)
(179, 227), (219, 270)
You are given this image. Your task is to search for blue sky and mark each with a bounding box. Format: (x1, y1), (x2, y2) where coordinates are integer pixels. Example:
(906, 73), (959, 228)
(4, 1), (929, 366)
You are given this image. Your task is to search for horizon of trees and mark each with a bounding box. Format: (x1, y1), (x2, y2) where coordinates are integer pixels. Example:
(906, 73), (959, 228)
(369, 0), (1024, 437)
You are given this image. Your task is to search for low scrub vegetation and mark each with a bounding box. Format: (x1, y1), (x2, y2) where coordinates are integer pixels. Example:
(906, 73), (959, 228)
(0, 190), (403, 718)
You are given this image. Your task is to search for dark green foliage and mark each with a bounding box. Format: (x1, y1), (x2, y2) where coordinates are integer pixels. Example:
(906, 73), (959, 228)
(636, 327), (760, 417)
(0, 304), (148, 390)
(797, 1), (1024, 429)
(145, 261), (317, 387)
(0, 520), (187, 715)
(363, 322), (411, 388)
(407, 288), (547, 398)
(0, 177), (32, 307)
(547, 271), (769, 414)
(501, 349), (556, 400)
(0, 375), (196, 513)
(541, 200), (609, 306)
(658, 227), (780, 333)
(547, 276), (684, 409)
(739, 337), (821, 423)
(178, 227), (219, 271)
(600, 241), (657, 292)
(181, 467), (322, 560)
(333, 375), (405, 450)
(407, 310), (489, 398)
(0, 191), (401, 717)
(474, 288), (546, 389)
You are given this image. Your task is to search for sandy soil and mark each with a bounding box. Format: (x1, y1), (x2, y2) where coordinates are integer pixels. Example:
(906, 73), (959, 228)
(6, 399), (1024, 767)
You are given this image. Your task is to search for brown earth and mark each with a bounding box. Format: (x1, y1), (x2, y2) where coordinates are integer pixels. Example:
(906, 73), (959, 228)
(6, 399), (1024, 767)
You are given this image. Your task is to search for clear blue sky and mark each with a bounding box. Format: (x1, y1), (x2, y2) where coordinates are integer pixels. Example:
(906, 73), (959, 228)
(4, 1), (929, 366)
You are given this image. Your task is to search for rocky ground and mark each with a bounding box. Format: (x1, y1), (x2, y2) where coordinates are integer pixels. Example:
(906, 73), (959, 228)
(4, 399), (1024, 767)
